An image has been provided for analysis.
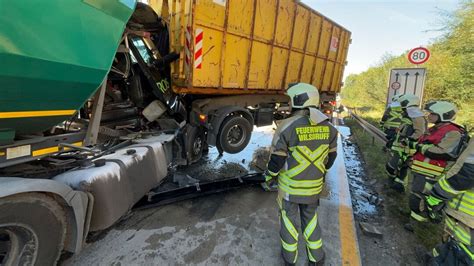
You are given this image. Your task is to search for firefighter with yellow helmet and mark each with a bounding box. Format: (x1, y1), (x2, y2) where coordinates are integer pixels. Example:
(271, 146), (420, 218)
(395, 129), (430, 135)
(262, 83), (338, 265)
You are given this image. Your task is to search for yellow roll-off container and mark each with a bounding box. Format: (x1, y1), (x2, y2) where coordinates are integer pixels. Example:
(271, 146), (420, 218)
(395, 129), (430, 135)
(149, 0), (351, 95)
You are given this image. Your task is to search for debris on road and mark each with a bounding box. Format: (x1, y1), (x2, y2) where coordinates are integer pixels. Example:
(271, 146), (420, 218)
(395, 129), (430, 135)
(359, 222), (383, 238)
(173, 173), (200, 187)
(249, 147), (270, 172)
(360, 191), (384, 206)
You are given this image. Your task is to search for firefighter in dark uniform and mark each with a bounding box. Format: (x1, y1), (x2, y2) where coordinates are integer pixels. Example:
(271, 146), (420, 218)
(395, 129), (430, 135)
(408, 101), (465, 224)
(386, 94), (427, 192)
(380, 94), (404, 148)
(262, 83), (338, 266)
(425, 138), (473, 265)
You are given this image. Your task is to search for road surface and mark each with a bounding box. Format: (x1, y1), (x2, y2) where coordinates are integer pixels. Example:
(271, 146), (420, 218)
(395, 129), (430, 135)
(64, 126), (360, 265)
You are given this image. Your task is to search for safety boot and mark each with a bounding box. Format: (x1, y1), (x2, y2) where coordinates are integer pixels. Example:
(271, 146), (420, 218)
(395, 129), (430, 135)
(308, 253), (325, 266)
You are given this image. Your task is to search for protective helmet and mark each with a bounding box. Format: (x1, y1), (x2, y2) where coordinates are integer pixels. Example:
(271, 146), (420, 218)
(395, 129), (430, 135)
(424, 101), (458, 122)
(391, 94), (402, 102)
(286, 83), (320, 109)
(398, 94), (420, 108)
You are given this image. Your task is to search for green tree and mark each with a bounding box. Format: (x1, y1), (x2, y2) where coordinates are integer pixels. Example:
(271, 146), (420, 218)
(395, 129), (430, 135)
(341, 2), (473, 129)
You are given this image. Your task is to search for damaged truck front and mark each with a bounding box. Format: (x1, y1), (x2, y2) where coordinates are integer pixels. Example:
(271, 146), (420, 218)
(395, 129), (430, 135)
(0, 0), (350, 264)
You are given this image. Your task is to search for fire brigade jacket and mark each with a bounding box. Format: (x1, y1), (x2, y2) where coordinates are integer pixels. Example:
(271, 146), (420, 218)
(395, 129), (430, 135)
(266, 108), (338, 204)
(380, 103), (403, 130)
(432, 139), (474, 229)
(391, 107), (427, 156)
(412, 123), (463, 178)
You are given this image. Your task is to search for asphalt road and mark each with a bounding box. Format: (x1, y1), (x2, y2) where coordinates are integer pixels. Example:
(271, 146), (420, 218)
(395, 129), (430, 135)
(64, 126), (360, 265)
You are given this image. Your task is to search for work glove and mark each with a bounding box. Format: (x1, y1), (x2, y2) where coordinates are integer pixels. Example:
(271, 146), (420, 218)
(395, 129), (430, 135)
(261, 170), (278, 192)
(425, 195), (445, 223)
(263, 169), (276, 182)
(416, 143), (433, 154)
(408, 140), (418, 150)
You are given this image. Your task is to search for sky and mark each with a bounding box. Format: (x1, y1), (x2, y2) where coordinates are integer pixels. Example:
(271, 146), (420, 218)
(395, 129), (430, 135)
(301, 0), (460, 78)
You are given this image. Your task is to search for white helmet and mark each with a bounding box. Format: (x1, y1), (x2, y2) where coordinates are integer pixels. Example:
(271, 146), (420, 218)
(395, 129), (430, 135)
(392, 94), (403, 102)
(398, 94), (420, 108)
(286, 83), (320, 109)
(424, 101), (458, 122)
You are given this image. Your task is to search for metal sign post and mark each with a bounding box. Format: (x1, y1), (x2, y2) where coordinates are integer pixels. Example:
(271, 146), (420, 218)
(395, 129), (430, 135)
(386, 68), (426, 106)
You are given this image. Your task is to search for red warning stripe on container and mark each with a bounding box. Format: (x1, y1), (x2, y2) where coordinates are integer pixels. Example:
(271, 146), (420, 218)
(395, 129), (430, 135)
(194, 28), (203, 69)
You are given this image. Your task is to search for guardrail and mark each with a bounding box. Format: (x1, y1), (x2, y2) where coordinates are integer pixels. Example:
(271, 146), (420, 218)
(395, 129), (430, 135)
(348, 109), (388, 145)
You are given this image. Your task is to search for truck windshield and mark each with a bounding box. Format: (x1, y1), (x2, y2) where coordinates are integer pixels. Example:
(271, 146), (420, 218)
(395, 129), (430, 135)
(131, 37), (153, 64)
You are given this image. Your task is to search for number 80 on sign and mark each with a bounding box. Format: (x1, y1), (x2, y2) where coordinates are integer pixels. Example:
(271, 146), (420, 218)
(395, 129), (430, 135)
(408, 47), (430, 65)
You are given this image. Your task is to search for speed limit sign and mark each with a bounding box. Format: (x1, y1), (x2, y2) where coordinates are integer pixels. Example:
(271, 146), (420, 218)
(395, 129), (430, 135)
(408, 47), (430, 65)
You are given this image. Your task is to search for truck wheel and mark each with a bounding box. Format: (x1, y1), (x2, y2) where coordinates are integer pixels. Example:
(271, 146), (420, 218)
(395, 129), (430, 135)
(0, 193), (67, 266)
(217, 115), (252, 154)
(186, 126), (205, 163)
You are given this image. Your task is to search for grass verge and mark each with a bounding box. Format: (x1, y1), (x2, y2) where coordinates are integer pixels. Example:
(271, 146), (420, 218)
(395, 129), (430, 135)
(344, 116), (442, 249)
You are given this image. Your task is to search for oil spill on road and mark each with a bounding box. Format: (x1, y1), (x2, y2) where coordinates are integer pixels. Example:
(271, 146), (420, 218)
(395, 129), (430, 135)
(340, 127), (380, 220)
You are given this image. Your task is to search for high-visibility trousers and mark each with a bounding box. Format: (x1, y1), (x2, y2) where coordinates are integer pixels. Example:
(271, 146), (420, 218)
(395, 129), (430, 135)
(430, 216), (474, 265)
(409, 173), (440, 222)
(386, 152), (409, 187)
(278, 197), (324, 264)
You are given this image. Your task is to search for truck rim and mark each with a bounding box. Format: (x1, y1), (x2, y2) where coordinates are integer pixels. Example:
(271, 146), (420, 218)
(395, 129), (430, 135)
(0, 226), (38, 266)
(192, 135), (203, 156)
(227, 125), (246, 148)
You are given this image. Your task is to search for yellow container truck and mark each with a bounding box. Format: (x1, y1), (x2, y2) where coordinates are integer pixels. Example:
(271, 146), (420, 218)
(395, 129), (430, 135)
(144, 0), (351, 155)
(152, 0), (350, 95)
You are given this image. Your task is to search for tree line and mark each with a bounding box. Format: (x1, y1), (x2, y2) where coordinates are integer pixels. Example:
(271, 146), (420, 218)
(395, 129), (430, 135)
(341, 1), (473, 130)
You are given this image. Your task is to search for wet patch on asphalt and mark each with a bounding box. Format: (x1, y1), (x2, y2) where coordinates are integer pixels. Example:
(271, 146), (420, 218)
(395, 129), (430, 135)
(342, 118), (428, 265)
(169, 126), (274, 185)
(342, 136), (380, 220)
(338, 123), (381, 221)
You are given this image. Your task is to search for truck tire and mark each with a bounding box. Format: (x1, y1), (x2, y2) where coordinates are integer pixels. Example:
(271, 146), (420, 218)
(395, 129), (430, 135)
(217, 115), (252, 154)
(186, 125), (205, 164)
(0, 193), (67, 266)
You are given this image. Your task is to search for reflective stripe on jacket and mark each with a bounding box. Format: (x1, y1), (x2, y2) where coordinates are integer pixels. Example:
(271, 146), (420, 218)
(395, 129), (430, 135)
(391, 108), (426, 157)
(381, 106), (403, 129)
(411, 123), (463, 177)
(271, 109), (338, 204)
(432, 139), (474, 227)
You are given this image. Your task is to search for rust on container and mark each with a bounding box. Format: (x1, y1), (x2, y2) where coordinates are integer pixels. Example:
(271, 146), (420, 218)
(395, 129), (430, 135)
(152, 0), (351, 96)
(310, 16), (325, 85)
(328, 28), (344, 92)
(244, 0), (258, 91)
(319, 24), (335, 90)
(173, 86), (287, 95)
(281, 3), (298, 89)
(264, 0), (281, 92)
(218, 1), (231, 90)
(297, 8), (312, 81)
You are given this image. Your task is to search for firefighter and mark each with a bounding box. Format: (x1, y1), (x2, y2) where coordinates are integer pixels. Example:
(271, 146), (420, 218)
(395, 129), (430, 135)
(408, 101), (465, 224)
(424, 138), (473, 265)
(262, 83), (338, 265)
(385, 94), (426, 192)
(380, 94), (404, 148)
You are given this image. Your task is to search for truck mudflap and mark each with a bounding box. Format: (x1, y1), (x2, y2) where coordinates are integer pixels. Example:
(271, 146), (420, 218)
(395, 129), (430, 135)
(134, 172), (265, 210)
(53, 134), (174, 231)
